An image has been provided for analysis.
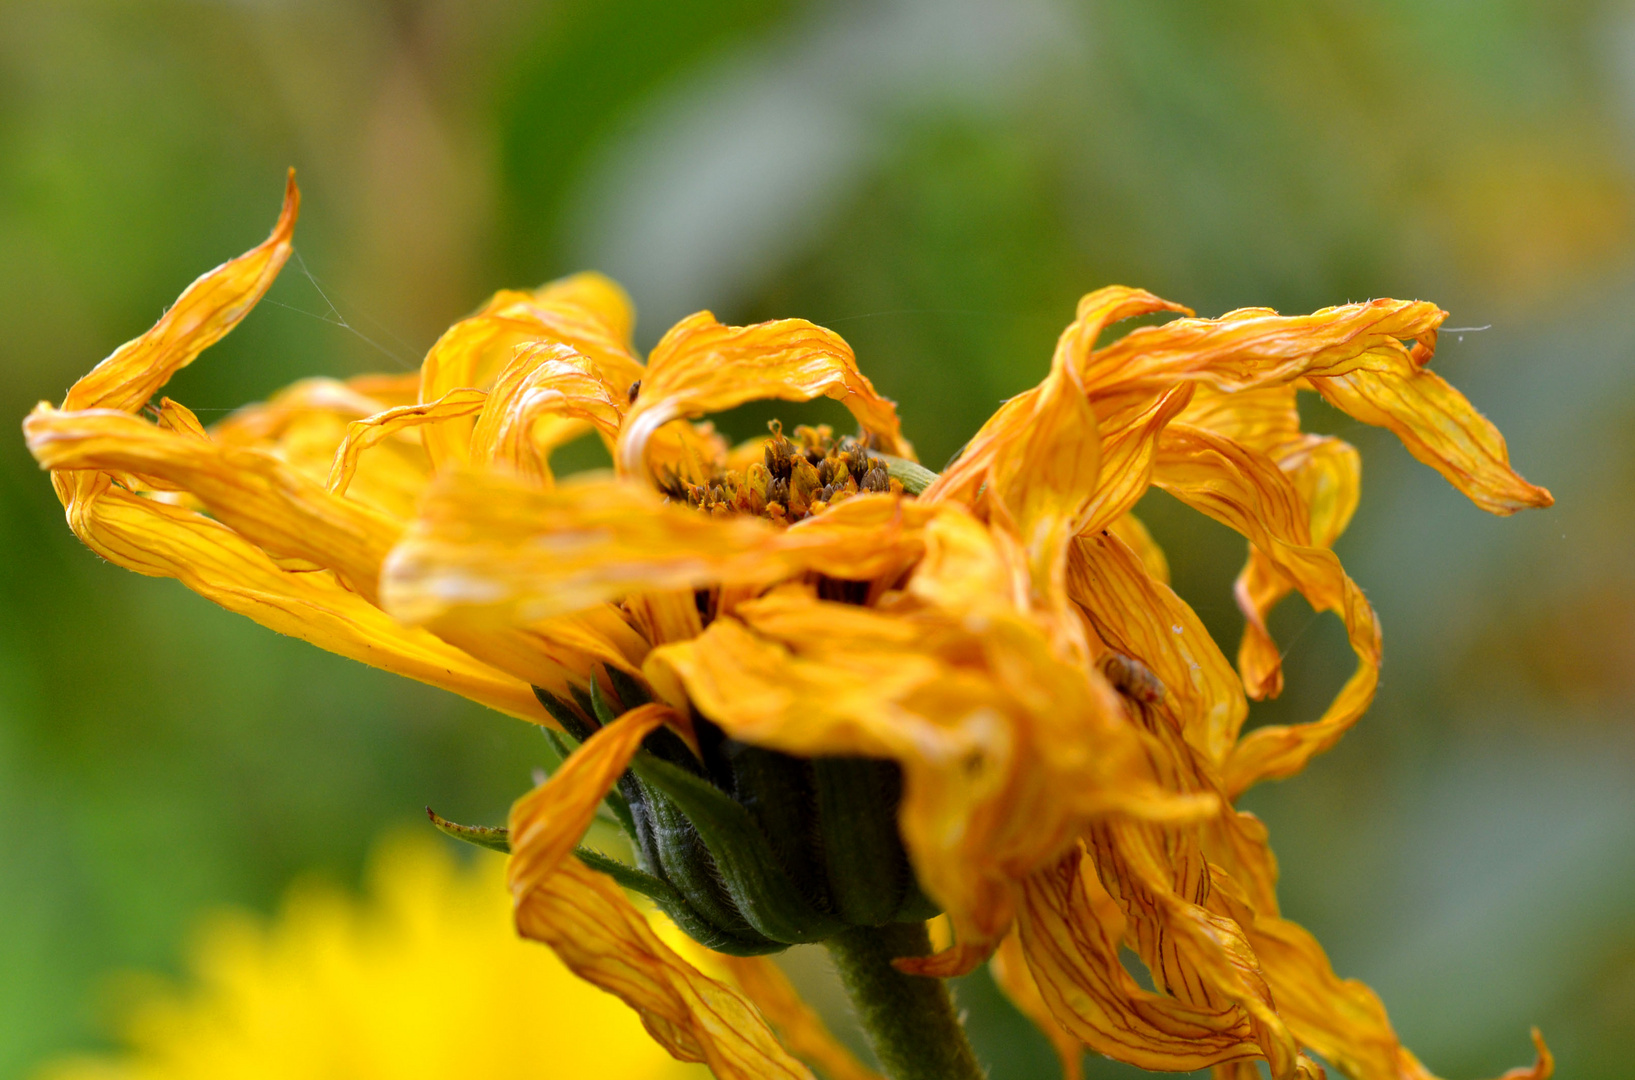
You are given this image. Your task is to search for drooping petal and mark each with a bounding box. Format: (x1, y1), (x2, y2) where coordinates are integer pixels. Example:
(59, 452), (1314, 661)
(508, 703), (671, 887)
(35, 483), (542, 720)
(1150, 426), (1381, 796)
(714, 955), (885, 1080)
(419, 272), (643, 472)
(381, 470), (936, 628)
(1068, 530), (1247, 764)
(510, 857), (812, 1080)
(210, 376), (433, 521)
(1017, 846), (1266, 1073)
(618, 312), (912, 479)
(27, 406), (401, 601)
(1085, 299), (1550, 514)
(648, 589), (1216, 977)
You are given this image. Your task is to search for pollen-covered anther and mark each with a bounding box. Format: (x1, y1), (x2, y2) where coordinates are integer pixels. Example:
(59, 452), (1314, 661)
(670, 419), (904, 524)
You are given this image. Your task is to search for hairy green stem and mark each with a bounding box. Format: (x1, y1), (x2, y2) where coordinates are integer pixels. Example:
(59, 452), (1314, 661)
(824, 923), (986, 1080)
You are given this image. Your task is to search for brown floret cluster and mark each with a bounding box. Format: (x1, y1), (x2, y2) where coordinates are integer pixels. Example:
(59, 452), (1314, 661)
(662, 421), (904, 523)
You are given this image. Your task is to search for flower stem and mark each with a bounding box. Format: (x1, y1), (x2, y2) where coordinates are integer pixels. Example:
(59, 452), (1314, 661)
(824, 923), (985, 1080)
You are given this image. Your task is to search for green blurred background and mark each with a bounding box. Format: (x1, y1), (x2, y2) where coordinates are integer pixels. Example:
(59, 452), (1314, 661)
(3, 1), (1634, 1076)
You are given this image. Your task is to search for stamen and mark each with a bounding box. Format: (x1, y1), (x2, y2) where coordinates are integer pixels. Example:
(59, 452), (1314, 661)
(669, 419), (906, 523)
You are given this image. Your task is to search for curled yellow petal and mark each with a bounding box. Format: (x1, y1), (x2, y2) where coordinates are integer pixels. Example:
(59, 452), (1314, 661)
(469, 341), (625, 484)
(618, 312), (912, 478)
(327, 388), (488, 499)
(649, 591), (1215, 977)
(63, 171), (298, 414)
(1017, 846), (1266, 1074)
(1069, 530), (1247, 764)
(419, 272), (643, 472)
(509, 857), (812, 1080)
(36, 483), (541, 720)
(27, 406), (400, 601)
(1151, 426), (1381, 795)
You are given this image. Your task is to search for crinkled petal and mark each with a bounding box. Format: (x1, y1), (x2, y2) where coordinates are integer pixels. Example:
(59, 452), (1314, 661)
(648, 590), (1215, 977)
(618, 312), (912, 478)
(469, 342), (625, 484)
(1069, 530), (1247, 764)
(27, 406), (400, 601)
(509, 857), (812, 1080)
(1086, 299), (1550, 514)
(1151, 426), (1381, 796)
(63, 173), (298, 414)
(327, 388), (488, 499)
(382, 470), (935, 627)
(36, 483), (542, 720)
(1017, 846), (1265, 1073)
(419, 272), (642, 472)
(210, 376), (433, 520)
(714, 956), (884, 1080)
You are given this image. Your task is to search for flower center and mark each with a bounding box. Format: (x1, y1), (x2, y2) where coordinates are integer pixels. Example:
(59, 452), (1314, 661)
(664, 420), (903, 523)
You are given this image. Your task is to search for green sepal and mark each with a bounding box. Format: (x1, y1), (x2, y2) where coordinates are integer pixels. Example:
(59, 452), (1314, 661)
(426, 808), (510, 854)
(874, 453), (939, 495)
(533, 686), (595, 743)
(604, 665), (653, 711)
(586, 673), (620, 726)
(632, 751), (844, 945)
(814, 757), (908, 926)
(573, 847), (683, 907)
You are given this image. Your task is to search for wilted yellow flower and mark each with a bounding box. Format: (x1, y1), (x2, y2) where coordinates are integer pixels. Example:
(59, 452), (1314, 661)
(27, 174), (1558, 1080)
(32, 835), (701, 1080)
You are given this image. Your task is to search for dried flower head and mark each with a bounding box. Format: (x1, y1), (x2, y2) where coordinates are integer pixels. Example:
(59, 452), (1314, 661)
(27, 175), (1555, 1080)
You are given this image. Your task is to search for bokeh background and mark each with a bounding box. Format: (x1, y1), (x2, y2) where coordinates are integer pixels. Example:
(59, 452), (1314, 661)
(4, 1), (1634, 1076)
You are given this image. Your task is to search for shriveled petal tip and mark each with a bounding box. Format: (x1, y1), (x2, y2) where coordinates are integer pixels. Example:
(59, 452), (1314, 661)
(510, 858), (812, 1080)
(618, 312), (913, 478)
(63, 171), (298, 415)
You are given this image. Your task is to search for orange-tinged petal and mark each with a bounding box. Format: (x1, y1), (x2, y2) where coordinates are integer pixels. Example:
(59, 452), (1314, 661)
(210, 376), (433, 521)
(649, 591), (1215, 977)
(62, 172), (298, 415)
(509, 857), (812, 1080)
(1308, 360), (1551, 515)
(1069, 530), (1248, 764)
(1151, 426), (1381, 796)
(327, 388), (488, 498)
(1106, 512), (1169, 585)
(1017, 846), (1265, 1073)
(508, 703), (671, 886)
(27, 406), (400, 601)
(469, 342), (625, 484)
(381, 470), (934, 627)
(715, 956), (885, 1080)
(419, 272), (642, 472)
(990, 927), (1084, 1080)
(37, 482), (542, 720)
(618, 312), (912, 478)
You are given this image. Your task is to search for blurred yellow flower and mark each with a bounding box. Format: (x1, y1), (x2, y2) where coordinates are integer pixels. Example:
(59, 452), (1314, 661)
(33, 836), (700, 1080)
(26, 174), (1559, 1080)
